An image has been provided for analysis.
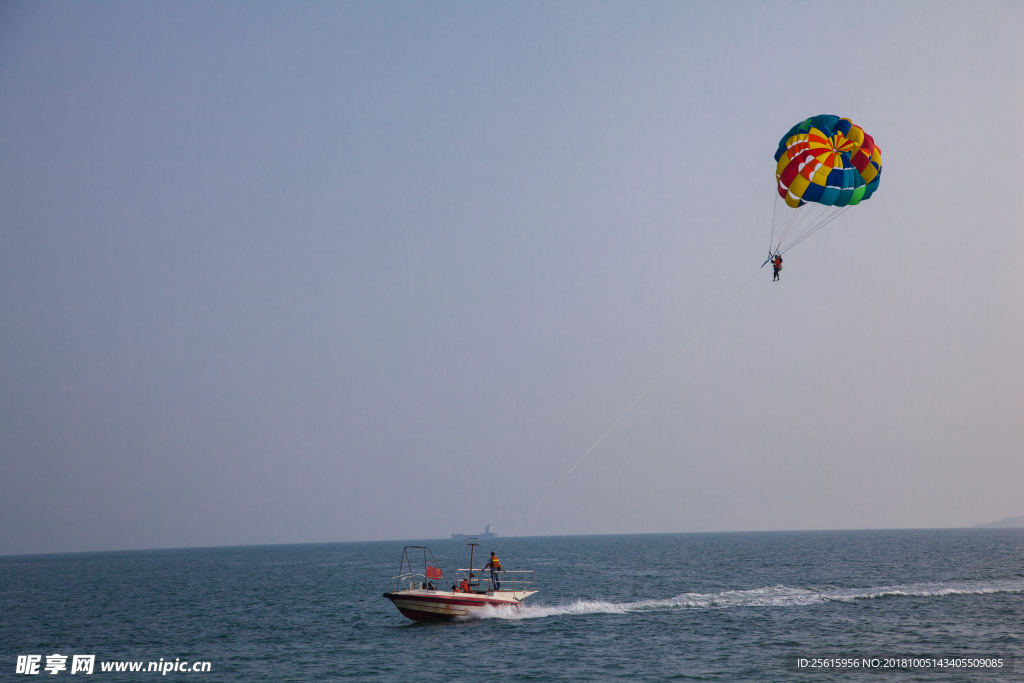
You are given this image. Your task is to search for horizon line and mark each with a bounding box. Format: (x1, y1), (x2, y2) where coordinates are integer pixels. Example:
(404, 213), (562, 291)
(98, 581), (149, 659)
(4, 524), (1022, 560)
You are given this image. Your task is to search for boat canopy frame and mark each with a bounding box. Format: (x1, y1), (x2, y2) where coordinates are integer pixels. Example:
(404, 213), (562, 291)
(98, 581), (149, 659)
(390, 546), (452, 593)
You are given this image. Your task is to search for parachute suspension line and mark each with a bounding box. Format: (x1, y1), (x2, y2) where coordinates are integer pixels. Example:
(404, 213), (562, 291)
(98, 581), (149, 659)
(770, 190), (787, 254)
(769, 191), (783, 256)
(795, 205), (840, 252)
(781, 205), (852, 255)
(778, 203), (827, 251)
(771, 196), (851, 257)
(782, 203), (824, 246)
(772, 195), (812, 254)
(493, 266), (762, 555)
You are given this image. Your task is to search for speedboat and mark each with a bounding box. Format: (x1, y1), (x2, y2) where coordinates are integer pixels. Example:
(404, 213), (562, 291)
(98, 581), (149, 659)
(382, 539), (536, 621)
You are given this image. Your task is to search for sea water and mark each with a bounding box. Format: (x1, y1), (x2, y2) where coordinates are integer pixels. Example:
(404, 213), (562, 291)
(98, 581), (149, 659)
(2, 530), (1022, 681)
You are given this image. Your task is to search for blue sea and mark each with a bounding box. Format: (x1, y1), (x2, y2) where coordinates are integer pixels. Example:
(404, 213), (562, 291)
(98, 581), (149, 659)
(2, 530), (1022, 681)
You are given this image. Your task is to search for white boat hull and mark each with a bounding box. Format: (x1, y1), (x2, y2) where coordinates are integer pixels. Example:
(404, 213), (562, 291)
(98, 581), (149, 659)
(383, 589), (537, 621)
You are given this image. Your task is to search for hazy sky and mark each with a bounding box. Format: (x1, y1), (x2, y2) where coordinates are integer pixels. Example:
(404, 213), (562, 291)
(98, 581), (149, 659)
(1, 1), (1021, 555)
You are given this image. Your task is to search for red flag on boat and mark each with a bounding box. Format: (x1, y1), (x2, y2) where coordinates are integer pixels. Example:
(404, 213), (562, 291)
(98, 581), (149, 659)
(426, 565), (443, 580)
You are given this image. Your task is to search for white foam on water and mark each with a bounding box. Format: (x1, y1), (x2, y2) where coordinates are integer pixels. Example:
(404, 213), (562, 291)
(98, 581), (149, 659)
(475, 578), (1024, 620)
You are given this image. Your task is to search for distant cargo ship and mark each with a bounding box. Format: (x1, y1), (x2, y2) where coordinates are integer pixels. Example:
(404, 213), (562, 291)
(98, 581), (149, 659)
(451, 524), (497, 539)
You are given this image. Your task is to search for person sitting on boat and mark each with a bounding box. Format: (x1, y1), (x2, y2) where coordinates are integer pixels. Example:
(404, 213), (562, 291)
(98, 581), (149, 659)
(484, 552), (503, 590)
(457, 578), (470, 593)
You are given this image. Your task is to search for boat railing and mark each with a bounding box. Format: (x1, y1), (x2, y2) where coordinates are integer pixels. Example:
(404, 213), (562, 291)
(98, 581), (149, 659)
(454, 569), (534, 593)
(390, 572), (447, 592)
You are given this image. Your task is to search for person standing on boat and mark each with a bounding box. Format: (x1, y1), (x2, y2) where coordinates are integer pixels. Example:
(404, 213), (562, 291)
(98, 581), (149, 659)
(484, 552), (503, 591)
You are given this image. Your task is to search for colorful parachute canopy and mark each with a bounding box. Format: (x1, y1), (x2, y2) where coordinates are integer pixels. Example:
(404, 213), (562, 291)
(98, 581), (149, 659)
(775, 115), (882, 209)
(768, 115), (882, 256)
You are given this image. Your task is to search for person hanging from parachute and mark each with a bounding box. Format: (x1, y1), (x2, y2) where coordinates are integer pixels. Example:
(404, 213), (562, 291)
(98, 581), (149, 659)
(766, 115), (882, 279)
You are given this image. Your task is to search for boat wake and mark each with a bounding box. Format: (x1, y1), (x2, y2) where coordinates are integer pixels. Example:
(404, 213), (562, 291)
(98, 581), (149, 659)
(475, 578), (1024, 620)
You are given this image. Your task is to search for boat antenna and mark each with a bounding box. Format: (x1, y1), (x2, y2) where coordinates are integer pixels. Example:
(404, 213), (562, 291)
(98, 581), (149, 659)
(467, 537), (479, 572)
